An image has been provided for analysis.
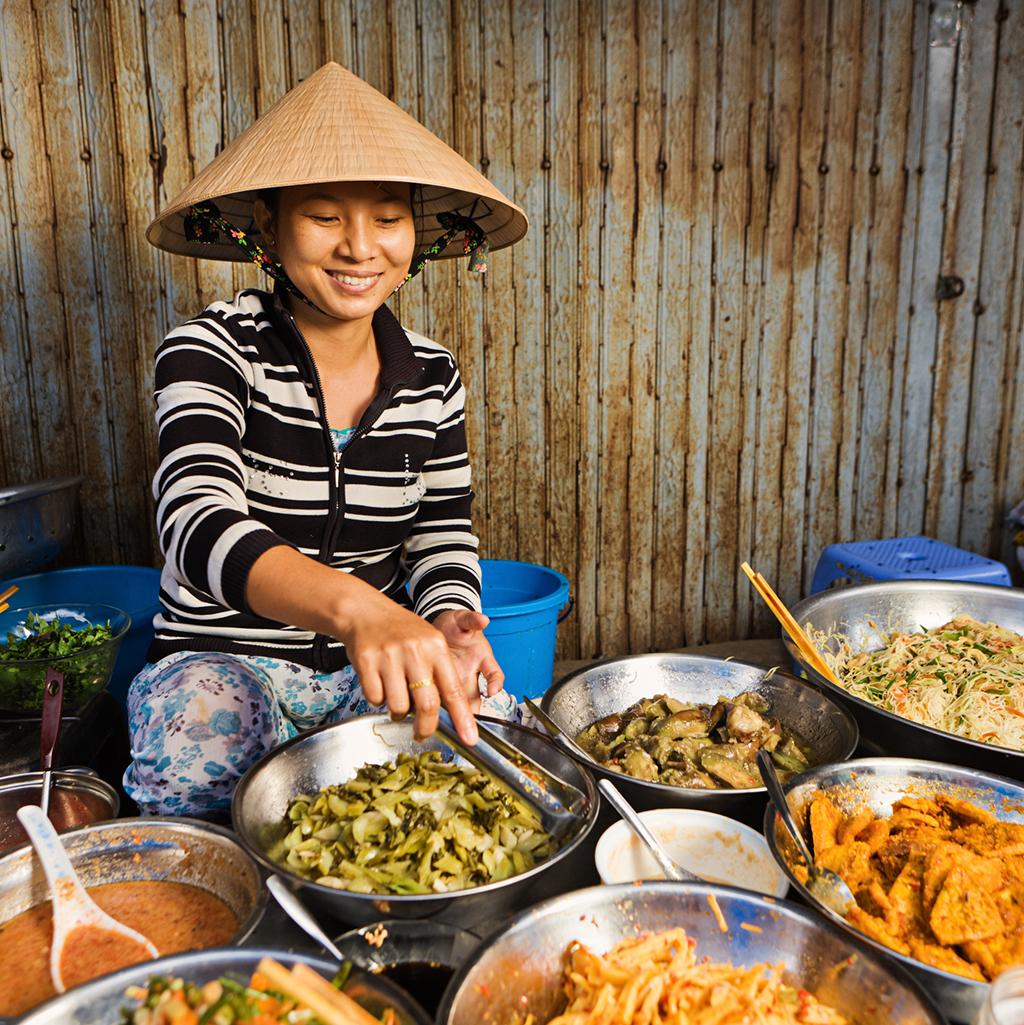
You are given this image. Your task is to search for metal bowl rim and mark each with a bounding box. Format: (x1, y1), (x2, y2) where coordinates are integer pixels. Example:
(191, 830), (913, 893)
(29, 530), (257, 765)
(0, 603), (133, 664)
(9, 945), (432, 1025)
(762, 754), (1024, 991)
(787, 581), (1024, 761)
(0, 815), (267, 945)
(0, 768), (120, 814)
(232, 715), (600, 906)
(437, 879), (945, 1023)
(541, 654), (859, 796)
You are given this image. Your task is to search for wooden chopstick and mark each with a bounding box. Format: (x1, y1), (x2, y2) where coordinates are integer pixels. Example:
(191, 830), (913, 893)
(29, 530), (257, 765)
(256, 958), (379, 1025)
(0, 583), (17, 613)
(740, 563), (841, 684)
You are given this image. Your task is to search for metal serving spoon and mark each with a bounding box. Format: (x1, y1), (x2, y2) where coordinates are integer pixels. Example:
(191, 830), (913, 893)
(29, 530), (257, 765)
(266, 875), (345, 961)
(597, 778), (700, 883)
(17, 805), (158, 992)
(523, 698), (593, 762)
(755, 748), (855, 916)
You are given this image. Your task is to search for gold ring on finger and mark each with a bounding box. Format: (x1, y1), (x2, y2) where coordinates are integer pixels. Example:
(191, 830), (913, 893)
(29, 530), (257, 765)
(408, 678), (433, 691)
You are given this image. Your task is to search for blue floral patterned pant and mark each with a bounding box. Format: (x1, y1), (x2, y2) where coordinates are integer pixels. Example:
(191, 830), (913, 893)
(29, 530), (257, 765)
(122, 651), (519, 818)
(123, 651), (374, 817)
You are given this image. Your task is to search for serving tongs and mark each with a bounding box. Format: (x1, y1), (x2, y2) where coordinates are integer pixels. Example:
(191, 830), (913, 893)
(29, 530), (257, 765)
(436, 710), (586, 840)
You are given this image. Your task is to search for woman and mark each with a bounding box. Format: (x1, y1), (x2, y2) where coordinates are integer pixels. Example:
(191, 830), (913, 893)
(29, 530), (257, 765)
(128, 62), (528, 816)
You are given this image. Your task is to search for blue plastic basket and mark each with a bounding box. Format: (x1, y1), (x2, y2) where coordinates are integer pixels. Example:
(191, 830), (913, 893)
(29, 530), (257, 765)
(1, 565), (161, 710)
(811, 536), (1012, 593)
(480, 559), (572, 701)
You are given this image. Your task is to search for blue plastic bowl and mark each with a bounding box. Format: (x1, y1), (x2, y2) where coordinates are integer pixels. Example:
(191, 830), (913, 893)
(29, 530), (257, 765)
(0, 565), (161, 710)
(0, 603), (131, 714)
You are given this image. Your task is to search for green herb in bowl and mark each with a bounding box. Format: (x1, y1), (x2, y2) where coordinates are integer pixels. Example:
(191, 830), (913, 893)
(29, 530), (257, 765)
(0, 604), (130, 713)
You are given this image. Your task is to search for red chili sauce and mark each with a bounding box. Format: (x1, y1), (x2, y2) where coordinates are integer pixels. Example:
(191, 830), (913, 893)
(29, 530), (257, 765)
(0, 880), (238, 1016)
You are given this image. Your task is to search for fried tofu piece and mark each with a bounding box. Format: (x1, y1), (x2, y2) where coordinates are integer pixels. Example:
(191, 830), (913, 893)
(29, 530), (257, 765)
(858, 818), (891, 854)
(953, 821), (1024, 858)
(929, 865), (1003, 945)
(818, 841), (874, 892)
(908, 939), (986, 981)
(885, 856), (927, 936)
(838, 806), (875, 846)
(922, 842), (963, 913)
(809, 794), (843, 856)
(935, 794), (996, 827)
(847, 905), (912, 956)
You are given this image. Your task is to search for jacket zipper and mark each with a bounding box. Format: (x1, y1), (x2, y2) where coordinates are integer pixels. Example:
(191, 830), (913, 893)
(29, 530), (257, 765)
(279, 307), (404, 670)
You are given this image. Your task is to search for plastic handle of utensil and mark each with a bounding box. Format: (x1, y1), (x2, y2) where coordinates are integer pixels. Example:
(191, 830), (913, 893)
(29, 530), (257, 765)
(756, 749), (815, 865)
(597, 779), (691, 883)
(267, 875), (345, 962)
(39, 669), (65, 773)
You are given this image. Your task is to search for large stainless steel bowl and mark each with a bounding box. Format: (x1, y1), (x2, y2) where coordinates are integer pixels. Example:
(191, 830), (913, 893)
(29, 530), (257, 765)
(0, 818), (265, 947)
(763, 756), (1024, 1023)
(787, 581), (1024, 778)
(13, 948), (432, 1025)
(439, 881), (943, 1025)
(0, 476), (83, 580)
(232, 715), (599, 928)
(540, 653), (858, 814)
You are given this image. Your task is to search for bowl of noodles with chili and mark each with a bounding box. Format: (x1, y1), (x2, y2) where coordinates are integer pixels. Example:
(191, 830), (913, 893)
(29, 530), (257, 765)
(785, 581), (1024, 778)
(438, 881), (942, 1025)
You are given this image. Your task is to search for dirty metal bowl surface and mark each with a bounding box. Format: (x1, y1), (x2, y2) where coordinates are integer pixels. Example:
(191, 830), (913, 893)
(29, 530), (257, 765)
(0, 476), (83, 580)
(763, 756), (1024, 1023)
(439, 881), (943, 1025)
(232, 715), (599, 929)
(14, 948), (432, 1025)
(540, 653), (858, 814)
(0, 817), (265, 955)
(787, 581), (1024, 779)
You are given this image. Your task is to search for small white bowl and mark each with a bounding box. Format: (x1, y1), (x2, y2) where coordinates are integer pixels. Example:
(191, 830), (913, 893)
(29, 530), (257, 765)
(594, 808), (789, 898)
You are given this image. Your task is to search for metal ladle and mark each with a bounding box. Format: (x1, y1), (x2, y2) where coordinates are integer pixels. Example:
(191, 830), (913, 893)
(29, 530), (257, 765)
(597, 778), (700, 883)
(755, 748), (855, 916)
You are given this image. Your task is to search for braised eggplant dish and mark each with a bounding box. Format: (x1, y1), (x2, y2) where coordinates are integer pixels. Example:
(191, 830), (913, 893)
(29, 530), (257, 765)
(574, 691), (816, 789)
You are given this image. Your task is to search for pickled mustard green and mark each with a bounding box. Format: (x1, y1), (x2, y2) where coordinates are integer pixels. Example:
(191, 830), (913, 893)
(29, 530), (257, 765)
(273, 751), (555, 894)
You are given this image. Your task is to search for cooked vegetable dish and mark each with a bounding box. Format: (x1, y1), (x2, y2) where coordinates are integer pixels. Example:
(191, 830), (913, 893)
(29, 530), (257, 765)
(0, 610), (118, 711)
(274, 751), (555, 894)
(574, 691), (814, 788)
(801, 790), (1024, 981)
(814, 615), (1024, 751)
(126, 958), (394, 1025)
(522, 928), (848, 1024)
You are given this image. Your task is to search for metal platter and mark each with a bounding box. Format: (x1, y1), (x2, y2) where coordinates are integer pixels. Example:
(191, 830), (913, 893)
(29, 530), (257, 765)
(763, 756), (1024, 1023)
(540, 653), (858, 814)
(439, 881), (943, 1025)
(232, 714), (599, 929)
(787, 581), (1024, 779)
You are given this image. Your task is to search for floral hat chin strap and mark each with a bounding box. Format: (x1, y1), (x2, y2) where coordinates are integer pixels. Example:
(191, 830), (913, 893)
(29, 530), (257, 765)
(183, 199), (490, 314)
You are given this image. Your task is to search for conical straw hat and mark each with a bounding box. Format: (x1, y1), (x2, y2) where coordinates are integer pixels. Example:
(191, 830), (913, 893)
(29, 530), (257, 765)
(147, 61), (527, 262)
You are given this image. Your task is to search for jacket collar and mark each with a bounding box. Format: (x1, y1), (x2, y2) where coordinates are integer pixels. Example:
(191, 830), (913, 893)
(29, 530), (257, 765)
(269, 285), (424, 388)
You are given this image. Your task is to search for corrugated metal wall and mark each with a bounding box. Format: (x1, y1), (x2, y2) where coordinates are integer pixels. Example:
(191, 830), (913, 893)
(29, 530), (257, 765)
(1, 0), (1022, 660)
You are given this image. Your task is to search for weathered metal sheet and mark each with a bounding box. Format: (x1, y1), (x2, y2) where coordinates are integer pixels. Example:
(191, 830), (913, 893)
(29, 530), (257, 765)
(1, 0), (1022, 661)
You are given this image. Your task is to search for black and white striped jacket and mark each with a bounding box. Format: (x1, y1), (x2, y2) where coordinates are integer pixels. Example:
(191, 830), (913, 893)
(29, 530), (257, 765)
(149, 287), (481, 672)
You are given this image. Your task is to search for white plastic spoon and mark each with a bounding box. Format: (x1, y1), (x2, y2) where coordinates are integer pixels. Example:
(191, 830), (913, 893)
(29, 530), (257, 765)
(16, 805), (158, 993)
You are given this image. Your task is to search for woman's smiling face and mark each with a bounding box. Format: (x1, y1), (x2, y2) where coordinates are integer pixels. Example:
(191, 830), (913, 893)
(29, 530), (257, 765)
(257, 181), (416, 322)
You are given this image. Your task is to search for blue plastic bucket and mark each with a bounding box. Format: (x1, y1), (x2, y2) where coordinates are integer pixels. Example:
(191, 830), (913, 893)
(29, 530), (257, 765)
(480, 559), (572, 701)
(1, 565), (161, 711)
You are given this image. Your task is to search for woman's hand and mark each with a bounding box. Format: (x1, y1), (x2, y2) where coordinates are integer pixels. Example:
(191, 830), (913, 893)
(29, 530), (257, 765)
(245, 548), (478, 744)
(432, 610), (504, 708)
(336, 591), (479, 744)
